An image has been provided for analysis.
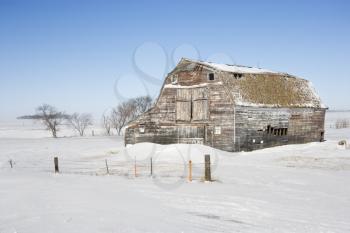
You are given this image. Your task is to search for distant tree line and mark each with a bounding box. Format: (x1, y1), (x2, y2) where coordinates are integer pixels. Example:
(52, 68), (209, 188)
(17, 95), (152, 138)
(18, 104), (93, 138)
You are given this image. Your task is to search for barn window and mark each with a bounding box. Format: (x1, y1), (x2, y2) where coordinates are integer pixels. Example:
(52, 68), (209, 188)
(279, 128), (287, 136)
(171, 75), (178, 84)
(214, 126), (221, 135)
(233, 73), (243, 79)
(208, 73), (215, 81)
(267, 126), (288, 136)
(139, 125), (145, 133)
(266, 125), (271, 133)
(273, 128), (278, 136)
(283, 128), (288, 136)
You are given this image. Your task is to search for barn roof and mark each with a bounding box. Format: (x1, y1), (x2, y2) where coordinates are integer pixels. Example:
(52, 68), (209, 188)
(183, 58), (279, 74)
(175, 58), (327, 108)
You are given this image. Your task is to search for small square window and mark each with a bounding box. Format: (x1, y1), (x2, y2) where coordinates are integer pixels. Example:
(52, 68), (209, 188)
(214, 126), (221, 135)
(139, 125), (145, 133)
(171, 75), (178, 84)
(208, 73), (215, 81)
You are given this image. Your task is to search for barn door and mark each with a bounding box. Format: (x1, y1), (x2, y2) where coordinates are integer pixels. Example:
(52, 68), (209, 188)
(192, 87), (208, 121)
(176, 89), (192, 121)
(176, 87), (208, 122)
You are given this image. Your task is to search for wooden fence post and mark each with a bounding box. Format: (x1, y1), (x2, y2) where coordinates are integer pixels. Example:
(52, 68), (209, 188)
(150, 157), (153, 176)
(188, 160), (192, 182)
(54, 157), (59, 173)
(105, 159), (109, 174)
(204, 154), (211, 181)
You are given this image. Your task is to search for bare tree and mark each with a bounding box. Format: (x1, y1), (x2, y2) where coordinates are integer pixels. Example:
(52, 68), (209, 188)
(111, 100), (135, 136)
(18, 104), (68, 138)
(68, 113), (93, 136)
(132, 95), (153, 119)
(36, 104), (68, 138)
(110, 96), (153, 136)
(102, 114), (112, 136)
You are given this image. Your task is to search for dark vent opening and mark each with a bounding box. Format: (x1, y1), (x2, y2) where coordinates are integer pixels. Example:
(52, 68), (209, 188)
(233, 73), (243, 79)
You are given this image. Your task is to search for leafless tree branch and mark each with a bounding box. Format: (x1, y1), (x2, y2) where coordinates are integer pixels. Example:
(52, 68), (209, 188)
(68, 113), (93, 136)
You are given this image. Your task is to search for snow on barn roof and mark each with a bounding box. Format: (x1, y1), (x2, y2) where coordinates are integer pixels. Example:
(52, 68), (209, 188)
(182, 58), (280, 74)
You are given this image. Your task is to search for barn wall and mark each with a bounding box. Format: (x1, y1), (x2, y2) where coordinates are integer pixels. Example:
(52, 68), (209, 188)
(125, 106), (326, 152)
(234, 106), (326, 151)
(206, 83), (235, 151)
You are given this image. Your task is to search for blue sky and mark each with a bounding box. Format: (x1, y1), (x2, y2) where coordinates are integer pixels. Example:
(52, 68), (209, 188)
(1, 0), (349, 120)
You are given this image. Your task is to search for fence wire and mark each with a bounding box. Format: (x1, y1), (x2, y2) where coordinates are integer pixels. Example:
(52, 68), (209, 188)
(1, 157), (210, 181)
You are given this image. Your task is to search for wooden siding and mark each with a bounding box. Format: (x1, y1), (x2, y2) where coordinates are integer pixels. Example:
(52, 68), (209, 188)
(233, 106), (326, 151)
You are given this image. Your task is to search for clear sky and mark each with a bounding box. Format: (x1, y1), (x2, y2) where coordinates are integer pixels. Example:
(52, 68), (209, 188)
(1, 0), (349, 121)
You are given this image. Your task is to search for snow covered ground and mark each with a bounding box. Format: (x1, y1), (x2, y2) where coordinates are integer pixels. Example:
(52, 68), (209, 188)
(0, 111), (350, 233)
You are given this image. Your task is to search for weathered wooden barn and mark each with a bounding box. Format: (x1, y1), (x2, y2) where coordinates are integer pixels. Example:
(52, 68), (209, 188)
(125, 58), (326, 152)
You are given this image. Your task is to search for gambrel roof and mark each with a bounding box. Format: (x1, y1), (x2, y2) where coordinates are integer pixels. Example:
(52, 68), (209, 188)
(173, 58), (326, 109)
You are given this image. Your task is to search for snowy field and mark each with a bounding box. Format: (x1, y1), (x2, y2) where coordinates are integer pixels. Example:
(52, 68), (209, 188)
(1, 111), (350, 233)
